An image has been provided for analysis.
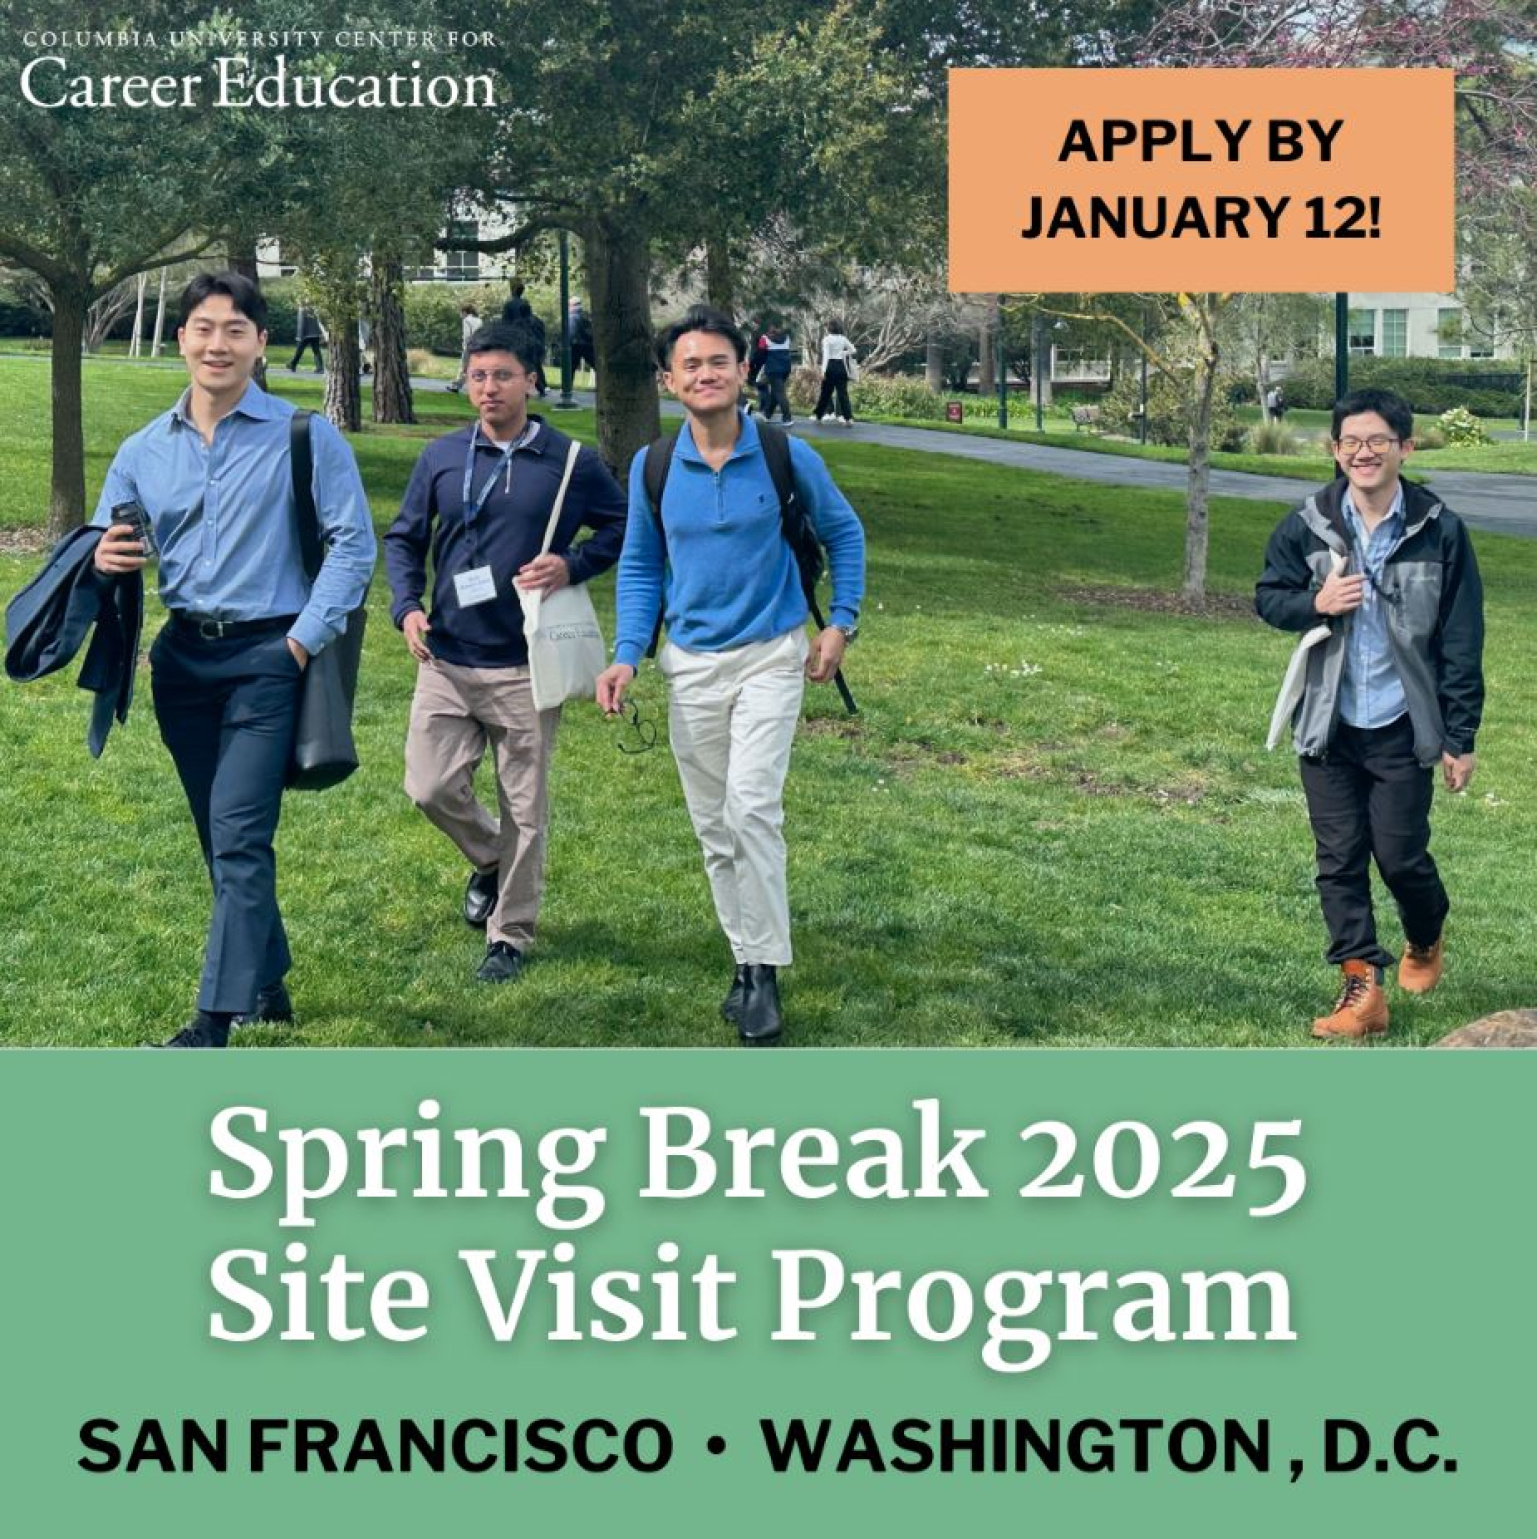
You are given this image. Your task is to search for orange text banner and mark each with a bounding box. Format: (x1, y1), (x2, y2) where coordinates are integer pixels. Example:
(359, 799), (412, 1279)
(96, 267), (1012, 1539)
(948, 69), (1455, 293)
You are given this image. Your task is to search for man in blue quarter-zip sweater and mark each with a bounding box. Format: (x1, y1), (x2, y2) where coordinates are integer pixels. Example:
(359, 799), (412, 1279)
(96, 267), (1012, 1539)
(596, 306), (866, 1046)
(89, 272), (376, 1048)
(385, 323), (626, 984)
(1257, 388), (1484, 1042)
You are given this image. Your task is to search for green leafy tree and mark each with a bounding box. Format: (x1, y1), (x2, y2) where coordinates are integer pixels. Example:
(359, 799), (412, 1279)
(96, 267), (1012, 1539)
(0, 12), (238, 535)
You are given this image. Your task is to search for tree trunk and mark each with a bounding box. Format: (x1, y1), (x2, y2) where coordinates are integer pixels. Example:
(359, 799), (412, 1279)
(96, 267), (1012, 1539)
(1182, 333), (1220, 603)
(227, 235), (267, 390)
(370, 256), (415, 424)
(705, 238), (735, 316)
(586, 216), (661, 475)
(322, 302), (363, 433)
(977, 319), (994, 393)
(48, 279), (89, 539)
(925, 339), (944, 392)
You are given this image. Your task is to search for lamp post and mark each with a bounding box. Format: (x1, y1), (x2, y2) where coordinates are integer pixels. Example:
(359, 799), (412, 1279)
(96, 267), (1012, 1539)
(1334, 292), (1349, 403)
(554, 228), (577, 411)
(996, 295), (1008, 430)
(1139, 299), (1149, 445)
(1034, 311), (1046, 433)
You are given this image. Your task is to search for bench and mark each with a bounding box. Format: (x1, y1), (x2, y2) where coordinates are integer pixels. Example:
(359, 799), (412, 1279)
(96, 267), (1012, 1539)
(1070, 405), (1100, 432)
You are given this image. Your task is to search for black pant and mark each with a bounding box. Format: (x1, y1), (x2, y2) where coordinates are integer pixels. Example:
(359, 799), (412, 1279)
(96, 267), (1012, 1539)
(1298, 717), (1449, 968)
(150, 623), (303, 1013)
(290, 337), (324, 371)
(814, 361), (852, 421)
(761, 376), (792, 421)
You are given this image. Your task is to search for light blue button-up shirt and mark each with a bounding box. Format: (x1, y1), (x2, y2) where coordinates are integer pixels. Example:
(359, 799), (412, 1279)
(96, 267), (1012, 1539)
(1339, 486), (1408, 729)
(91, 381), (375, 657)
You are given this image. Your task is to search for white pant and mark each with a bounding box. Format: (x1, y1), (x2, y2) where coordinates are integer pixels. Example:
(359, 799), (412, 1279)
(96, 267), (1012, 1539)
(660, 629), (807, 966)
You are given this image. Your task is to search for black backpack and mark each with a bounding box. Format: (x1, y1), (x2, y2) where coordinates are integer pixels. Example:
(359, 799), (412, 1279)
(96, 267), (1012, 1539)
(641, 423), (855, 714)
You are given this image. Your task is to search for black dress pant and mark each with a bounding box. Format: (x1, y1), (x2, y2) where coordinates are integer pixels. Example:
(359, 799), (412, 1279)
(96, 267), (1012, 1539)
(761, 376), (792, 421)
(289, 337), (324, 371)
(1298, 716), (1449, 968)
(150, 623), (303, 1013)
(814, 361), (852, 421)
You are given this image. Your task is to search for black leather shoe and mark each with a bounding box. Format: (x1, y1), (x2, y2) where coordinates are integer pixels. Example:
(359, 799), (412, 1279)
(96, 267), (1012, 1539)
(736, 964), (784, 1046)
(232, 981), (294, 1029)
(152, 1017), (229, 1049)
(476, 940), (525, 983)
(720, 964), (750, 1023)
(464, 867), (499, 928)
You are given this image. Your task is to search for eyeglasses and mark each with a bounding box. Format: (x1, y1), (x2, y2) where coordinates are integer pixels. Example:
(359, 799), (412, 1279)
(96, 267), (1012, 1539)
(1335, 435), (1401, 455)
(615, 700), (657, 755)
(466, 368), (526, 385)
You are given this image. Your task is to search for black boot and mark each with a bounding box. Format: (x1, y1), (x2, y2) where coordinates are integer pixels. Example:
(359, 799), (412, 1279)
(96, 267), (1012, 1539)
(736, 964), (784, 1046)
(721, 964), (750, 1024)
(232, 981), (294, 1029)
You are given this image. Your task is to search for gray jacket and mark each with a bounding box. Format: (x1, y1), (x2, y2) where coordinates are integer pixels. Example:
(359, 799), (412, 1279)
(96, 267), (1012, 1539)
(1255, 479), (1485, 767)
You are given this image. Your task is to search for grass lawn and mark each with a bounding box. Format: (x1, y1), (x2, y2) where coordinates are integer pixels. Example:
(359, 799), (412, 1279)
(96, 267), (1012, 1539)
(861, 402), (1537, 479)
(2, 356), (1534, 1049)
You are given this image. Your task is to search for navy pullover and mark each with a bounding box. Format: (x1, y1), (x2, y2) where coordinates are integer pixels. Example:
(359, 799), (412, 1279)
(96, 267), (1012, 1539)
(384, 419), (627, 668)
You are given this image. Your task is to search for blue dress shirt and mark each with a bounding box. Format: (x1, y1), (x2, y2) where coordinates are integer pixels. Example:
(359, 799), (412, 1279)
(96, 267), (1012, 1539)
(91, 381), (376, 657)
(1339, 486), (1408, 730)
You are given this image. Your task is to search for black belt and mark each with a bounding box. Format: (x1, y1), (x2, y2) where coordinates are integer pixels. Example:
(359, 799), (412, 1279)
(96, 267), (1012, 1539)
(170, 612), (297, 641)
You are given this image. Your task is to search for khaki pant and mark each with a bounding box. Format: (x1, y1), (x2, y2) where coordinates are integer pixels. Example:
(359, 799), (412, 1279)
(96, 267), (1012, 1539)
(404, 659), (560, 949)
(661, 629), (807, 967)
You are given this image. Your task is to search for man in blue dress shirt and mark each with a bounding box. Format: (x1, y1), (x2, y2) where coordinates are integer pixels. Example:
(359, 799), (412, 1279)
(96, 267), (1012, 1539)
(91, 272), (376, 1048)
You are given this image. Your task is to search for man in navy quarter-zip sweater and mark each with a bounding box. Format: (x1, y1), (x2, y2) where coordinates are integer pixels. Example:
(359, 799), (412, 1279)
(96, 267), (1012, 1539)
(596, 306), (866, 1047)
(385, 323), (626, 984)
(1257, 388), (1484, 1042)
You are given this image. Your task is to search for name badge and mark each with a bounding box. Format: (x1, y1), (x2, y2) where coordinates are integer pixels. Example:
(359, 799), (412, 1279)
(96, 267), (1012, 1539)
(454, 565), (498, 607)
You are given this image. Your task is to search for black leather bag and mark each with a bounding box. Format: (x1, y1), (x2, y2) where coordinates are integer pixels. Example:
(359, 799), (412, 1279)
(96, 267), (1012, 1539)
(287, 410), (367, 790)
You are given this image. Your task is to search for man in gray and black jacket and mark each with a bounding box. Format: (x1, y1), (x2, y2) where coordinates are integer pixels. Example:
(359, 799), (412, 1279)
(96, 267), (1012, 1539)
(1256, 388), (1484, 1041)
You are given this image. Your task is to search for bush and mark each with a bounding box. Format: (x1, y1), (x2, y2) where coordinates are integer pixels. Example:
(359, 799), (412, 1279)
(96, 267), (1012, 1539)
(1099, 365), (1238, 451)
(402, 282), (512, 356)
(259, 278), (300, 347)
(0, 279), (52, 339)
(1244, 420), (1303, 456)
(1437, 406), (1492, 446)
(851, 374), (951, 420)
(1278, 356), (1520, 417)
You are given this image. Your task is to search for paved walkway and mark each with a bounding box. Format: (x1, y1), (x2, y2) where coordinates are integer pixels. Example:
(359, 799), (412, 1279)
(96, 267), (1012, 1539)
(18, 353), (1535, 539)
(788, 415), (1537, 541)
(429, 376), (1536, 541)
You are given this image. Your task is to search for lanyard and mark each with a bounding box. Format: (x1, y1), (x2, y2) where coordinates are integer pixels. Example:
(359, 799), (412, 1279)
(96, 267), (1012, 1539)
(461, 425), (521, 525)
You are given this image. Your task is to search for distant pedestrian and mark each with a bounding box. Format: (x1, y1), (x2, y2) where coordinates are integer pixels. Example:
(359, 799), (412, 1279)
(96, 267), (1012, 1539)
(501, 280), (549, 397)
(289, 304), (325, 372)
(1266, 385), (1287, 423)
(759, 326), (794, 424)
(449, 301), (481, 392)
(570, 311), (596, 383)
(812, 319), (857, 425)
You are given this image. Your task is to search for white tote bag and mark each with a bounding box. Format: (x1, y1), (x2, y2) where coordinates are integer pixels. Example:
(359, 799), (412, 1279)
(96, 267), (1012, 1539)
(522, 439), (607, 710)
(1266, 549), (1346, 750)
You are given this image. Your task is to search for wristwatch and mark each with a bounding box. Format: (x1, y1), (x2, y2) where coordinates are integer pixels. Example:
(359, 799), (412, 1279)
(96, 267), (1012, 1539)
(829, 622), (859, 645)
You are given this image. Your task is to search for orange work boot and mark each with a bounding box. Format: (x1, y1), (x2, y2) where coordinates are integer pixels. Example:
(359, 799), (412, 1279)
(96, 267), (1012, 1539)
(1311, 959), (1389, 1040)
(1398, 936), (1444, 995)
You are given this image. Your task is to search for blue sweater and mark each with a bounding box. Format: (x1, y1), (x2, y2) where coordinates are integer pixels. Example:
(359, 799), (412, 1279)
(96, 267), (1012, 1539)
(613, 412), (865, 670)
